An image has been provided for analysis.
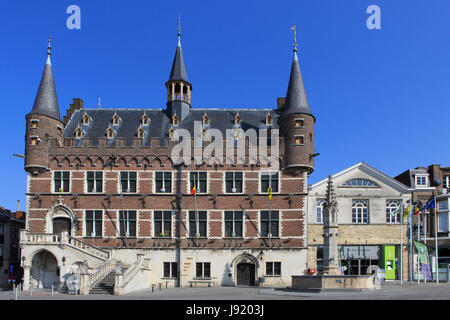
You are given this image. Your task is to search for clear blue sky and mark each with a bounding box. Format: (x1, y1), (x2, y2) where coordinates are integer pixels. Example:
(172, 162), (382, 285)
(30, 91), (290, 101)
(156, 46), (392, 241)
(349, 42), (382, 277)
(1, 0), (449, 211)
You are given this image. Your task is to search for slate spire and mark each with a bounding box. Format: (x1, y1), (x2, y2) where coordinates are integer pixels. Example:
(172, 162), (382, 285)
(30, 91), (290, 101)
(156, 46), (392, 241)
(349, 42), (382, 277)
(168, 14), (189, 83)
(281, 26), (313, 118)
(29, 34), (61, 122)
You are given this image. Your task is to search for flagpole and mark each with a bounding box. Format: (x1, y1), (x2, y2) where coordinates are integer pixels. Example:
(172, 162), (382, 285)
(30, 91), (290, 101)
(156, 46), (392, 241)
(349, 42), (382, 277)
(400, 202), (403, 285)
(195, 175), (198, 237)
(434, 194), (439, 283)
(424, 210), (427, 283)
(417, 210), (420, 284)
(410, 203), (413, 283)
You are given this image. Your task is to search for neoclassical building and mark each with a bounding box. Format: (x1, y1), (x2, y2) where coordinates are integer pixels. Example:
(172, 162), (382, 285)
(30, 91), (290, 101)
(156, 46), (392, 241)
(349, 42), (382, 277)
(306, 162), (411, 281)
(20, 27), (317, 293)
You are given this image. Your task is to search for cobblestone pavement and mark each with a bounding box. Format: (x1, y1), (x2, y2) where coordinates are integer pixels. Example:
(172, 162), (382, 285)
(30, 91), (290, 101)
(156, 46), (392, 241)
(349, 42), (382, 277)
(1, 282), (450, 300)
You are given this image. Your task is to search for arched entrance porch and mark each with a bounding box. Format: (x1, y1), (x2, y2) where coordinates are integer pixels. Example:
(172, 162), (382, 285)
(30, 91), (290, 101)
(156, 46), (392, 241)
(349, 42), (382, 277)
(231, 253), (259, 286)
(30, 250), (60, 289)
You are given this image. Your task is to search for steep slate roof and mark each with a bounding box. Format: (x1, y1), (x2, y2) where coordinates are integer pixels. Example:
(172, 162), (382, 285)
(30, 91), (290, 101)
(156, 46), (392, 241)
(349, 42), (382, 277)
(29, 55), (61, 121)
(281, 52), (313, 119)
(168, 38), (189, 83)
(65, 108), (279, 147)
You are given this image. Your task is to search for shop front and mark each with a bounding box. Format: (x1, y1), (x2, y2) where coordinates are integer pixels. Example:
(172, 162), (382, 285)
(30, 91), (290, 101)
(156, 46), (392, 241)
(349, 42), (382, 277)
(338, 245), (381, 276)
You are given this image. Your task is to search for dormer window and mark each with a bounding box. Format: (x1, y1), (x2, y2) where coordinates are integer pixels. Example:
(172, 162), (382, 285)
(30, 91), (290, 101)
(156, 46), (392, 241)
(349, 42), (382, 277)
(234, 113), (241, 126)
(141, 114), (149, 126)
(265, 113), (273, 125)
(202, 114), (210, 126)
(112, 113), (120, 126)
(106, 128), (115, 139)
(30, 120), (39, 128)
(168, 127), (175, 139)
(294, 118), (304, 128)
(82, 113), (90, 125)
(75, 127), (83, 138)
(415, 175), (428, 188)
(137, 127), (145, 139)
(172, 114), (179, 126)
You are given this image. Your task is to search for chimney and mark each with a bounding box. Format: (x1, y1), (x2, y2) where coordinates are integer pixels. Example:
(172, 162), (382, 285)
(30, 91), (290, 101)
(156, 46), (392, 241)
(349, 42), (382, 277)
(17, 200), (20, 212)
(63, 98), (84, 126)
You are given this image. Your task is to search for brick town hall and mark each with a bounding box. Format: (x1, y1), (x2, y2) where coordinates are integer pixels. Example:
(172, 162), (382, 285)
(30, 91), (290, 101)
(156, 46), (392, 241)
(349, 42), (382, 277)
(20, 25), (316, 294)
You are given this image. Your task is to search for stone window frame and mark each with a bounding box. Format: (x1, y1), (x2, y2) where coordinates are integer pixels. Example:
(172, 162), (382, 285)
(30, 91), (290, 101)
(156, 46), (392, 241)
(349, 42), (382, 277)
(30, 135), (40, 146)
(85, 171), (103, 193)
(30, 119), (39, 128)
(223, 210), (245, 238)
(117, 210), (138, 238)
(52, 170), (71, 193)
(294, 118), (304, 128)
(259, 210), (280, 238)
(187, 210), (208, 238)
(119, 171), (138, 193)
(223, 171), (245, 194)
(316, 199), (326, 223)
(265, 261), (281, 276)
(415, 174), (429, 188)
(189, 171), (208, 194)
(259, 171), (280, 194)
(153, 210), (173, 238)
(154, 171), (173, 194)
(352, 199), (369, 224)
(163, 262), (178, 279)
(195, 262), (211, 279)
(294, 135), (304, 146)
(386, 199), (402, 224)
(84, 209), (103, 237)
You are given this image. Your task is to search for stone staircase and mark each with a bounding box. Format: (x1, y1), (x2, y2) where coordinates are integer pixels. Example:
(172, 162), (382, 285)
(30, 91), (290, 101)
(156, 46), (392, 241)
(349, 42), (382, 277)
(89, 264), (127, 295)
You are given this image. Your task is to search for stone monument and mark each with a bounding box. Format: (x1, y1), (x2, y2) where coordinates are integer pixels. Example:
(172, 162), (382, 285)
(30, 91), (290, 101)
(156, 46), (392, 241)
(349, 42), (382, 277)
(290, 176), (375, 291)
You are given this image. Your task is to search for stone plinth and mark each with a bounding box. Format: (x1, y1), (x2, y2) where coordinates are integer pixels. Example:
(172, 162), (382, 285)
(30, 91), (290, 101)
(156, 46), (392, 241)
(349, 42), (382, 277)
(290, 275), (374, 292)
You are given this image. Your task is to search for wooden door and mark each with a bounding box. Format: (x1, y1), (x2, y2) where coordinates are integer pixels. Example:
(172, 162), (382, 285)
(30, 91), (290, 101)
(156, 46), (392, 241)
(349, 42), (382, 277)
(236, 263), (255, 286)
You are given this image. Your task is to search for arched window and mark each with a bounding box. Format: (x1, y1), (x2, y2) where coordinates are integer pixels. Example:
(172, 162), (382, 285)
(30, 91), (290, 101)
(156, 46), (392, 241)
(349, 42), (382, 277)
(342, 179), (380, 188)
(75, 127), (83, 138)
(265, 113), (272, 125)
(141, 114), (149, 126)
(168, 127), (175, 139)
(352, 199), (369, 224)
(112, 113), (120, 125)
(106, 128), (115, 139)
(386, 200), (402, 224)
(82, 113), (90, 125)
(234, 113), (241, 126)
(172, 114), (179, 126)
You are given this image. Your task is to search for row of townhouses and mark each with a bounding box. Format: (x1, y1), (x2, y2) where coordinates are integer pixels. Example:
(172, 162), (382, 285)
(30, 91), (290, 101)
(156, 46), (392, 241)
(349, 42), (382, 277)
(10, 29), (449, 293)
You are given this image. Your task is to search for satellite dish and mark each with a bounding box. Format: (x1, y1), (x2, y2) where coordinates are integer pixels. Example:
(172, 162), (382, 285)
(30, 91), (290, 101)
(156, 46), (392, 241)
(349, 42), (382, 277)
(66, 273), (80, 294)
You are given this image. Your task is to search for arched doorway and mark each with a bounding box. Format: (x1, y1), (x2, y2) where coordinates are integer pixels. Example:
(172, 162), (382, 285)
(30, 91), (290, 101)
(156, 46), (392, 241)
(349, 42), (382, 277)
(30, 250), (59, 289)
(237, 263), (256, 286)
(53, 217), (71, 235)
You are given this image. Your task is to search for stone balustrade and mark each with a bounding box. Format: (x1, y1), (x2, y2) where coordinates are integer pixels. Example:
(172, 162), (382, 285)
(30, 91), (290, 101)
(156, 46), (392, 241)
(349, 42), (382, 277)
(80, 258), (117, 295)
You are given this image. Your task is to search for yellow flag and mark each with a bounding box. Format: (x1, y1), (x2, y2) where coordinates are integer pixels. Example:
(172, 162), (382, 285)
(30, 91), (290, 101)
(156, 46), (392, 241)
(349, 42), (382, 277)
(267, 185), (272, 200)
(402, 204), (411, 219)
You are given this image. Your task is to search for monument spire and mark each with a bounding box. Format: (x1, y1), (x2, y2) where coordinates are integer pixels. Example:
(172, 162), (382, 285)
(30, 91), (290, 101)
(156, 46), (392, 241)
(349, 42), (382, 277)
(322, 175), (340, 275)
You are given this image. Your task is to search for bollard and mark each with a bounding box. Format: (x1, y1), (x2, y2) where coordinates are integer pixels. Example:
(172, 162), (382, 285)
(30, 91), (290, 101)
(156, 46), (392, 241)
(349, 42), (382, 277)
(166, 281), (168, 289)
(152, 284), (155, 292)
(159, 283), (162, 291)
(15, 285), (19, 300)
(30, 284), (32, 297)
(51, 283), (54, 296)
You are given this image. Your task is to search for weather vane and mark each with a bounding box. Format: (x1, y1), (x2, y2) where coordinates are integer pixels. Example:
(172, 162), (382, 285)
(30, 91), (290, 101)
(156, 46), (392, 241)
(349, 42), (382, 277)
(290, 25), (297, 53)
(178, 13), (181, 37)
(48, 33), (52, 56)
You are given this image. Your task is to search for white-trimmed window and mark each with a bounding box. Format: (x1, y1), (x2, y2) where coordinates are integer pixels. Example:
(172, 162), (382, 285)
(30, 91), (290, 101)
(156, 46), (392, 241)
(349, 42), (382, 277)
(196, 262), (211, 278)
(118, 210), (137, 237)
(266, 262), (281, 276)
(260, 210), (279, 237)
(154, 211), (172, 237)
(85, 210), (103, 237)
(120, 171), (137, 193)
(30, 136), (39, 146)
(294, 118), (304, 128)
(316, 199), (325, 223)
(225, 172), (243, 193)
(294, 135), (304, 145)
(260, 171), (279, 193)
(386, 200), (402, 224)
(224, 211), (243, 237)
(415, 175), (428, 188)
(437, 201), (449, 233)
(189, 172), (207, 193)
(155, 172), (172, 193)
(54, 171), (70, 192)
(352, 199), (369, 224)
(87, 171), (103, 193)
(188, 211), (207, 237)
(443, 176), (450, 189)
(163, 262), (177, 278)
(30, 120), (39, 128)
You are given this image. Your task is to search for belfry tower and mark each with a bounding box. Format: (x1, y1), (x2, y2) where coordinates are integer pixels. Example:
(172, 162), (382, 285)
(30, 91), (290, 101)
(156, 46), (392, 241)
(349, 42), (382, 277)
(165, 16), (192, 121)
(278, 25), (316, 173)
(25, 35), (64, 175)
